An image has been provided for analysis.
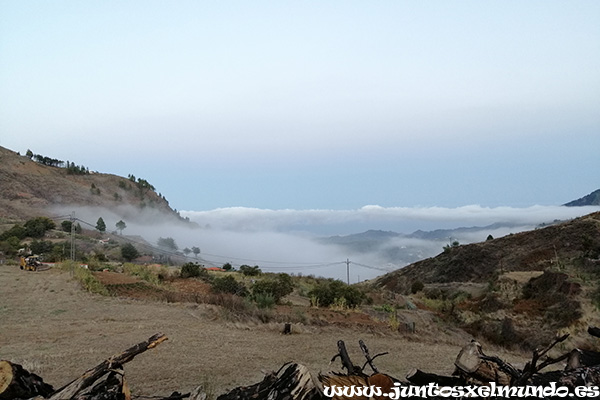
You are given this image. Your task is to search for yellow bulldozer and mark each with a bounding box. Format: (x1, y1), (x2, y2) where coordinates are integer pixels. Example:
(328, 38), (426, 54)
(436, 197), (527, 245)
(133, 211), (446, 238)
(20, 255), (42, 271)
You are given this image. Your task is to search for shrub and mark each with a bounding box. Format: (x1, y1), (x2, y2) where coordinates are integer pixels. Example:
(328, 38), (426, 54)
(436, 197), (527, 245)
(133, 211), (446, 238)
(253, 293), (276, 309)
(211, 275), (248, 296)
(308, 279), (365, 308)
(410, 280), (424, 294)
(251, 274), (294, 304)
(180, 262), (209, 279)
(60, 261), (109, 296)
(122, 263), (161, 285)
(239, 265), (262, 276)
(222, 262), (233, 271)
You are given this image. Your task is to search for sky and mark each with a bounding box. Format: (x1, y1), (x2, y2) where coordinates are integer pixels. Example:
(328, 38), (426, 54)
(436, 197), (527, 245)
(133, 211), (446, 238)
(1, 1), (599, 239)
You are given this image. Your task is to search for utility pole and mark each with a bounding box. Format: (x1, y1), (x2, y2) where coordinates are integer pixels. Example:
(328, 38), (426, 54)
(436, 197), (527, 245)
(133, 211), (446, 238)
(346, 258), (350, 285)
(70, 211), (75, 261)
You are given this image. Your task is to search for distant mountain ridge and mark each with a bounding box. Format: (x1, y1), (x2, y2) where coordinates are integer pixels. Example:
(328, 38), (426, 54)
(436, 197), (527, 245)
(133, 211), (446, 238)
(564, 188), (600, 206)
(320, 222), (533, 266)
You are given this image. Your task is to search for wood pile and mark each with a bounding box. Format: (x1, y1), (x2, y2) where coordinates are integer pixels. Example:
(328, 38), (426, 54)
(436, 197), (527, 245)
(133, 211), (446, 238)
(4, 328), (600, 400)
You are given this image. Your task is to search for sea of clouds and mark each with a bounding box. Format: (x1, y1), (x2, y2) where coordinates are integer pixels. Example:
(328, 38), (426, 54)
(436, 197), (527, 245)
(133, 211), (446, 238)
(57, 204), (600, 283)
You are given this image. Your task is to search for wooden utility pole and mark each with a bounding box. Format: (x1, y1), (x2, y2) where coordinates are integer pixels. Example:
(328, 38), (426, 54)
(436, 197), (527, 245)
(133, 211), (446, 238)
(70, 211), (75, 261)
(346, 258), (350, 284)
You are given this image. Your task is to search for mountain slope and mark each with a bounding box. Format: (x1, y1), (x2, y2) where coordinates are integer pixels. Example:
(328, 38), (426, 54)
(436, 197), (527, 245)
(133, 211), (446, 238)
(375, 212), (600, 292)
(0, 146), (183, 223)
(564, 188), (600, 206)
(373, 212), (600, 349)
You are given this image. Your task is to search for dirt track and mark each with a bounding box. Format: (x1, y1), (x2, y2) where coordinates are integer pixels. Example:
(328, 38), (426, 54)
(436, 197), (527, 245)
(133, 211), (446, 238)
(0, 265), (527, 396)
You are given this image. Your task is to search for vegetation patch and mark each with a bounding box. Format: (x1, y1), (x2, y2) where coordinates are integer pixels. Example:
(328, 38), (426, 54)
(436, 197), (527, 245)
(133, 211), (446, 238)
(60, 261), (109, 296)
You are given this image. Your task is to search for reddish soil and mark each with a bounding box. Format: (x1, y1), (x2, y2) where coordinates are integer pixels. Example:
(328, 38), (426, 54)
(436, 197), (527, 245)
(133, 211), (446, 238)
(93, 271), (140, 285)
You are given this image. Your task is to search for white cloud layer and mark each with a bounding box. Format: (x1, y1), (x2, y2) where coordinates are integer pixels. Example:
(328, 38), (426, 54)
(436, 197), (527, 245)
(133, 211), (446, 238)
(180, 205), (600, 234)
(56, 204), (600, 283)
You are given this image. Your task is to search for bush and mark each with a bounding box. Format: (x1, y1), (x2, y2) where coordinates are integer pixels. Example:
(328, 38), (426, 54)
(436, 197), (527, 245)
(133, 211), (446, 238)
(411, 280), (424, 294)
(60, 261), (109, 296)
(308, 279), (365, 308)
(222, 262), (233, 271)
(239, 265), (262, 276)
(253, 293), (276, 309)
(180, 262), (209, 279)
(211, 275), (248, 296)
(122, 263), (162, 285)
(251, 274), (294, 304)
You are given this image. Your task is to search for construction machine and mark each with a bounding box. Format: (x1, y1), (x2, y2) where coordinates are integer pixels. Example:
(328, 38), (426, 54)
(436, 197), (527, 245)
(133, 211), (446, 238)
(20, 255), (42, 271)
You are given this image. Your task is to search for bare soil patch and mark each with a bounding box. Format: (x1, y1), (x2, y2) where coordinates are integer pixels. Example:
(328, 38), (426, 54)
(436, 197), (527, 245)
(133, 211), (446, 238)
(0, 265), (528, 397)
(93, 271), (141, 285)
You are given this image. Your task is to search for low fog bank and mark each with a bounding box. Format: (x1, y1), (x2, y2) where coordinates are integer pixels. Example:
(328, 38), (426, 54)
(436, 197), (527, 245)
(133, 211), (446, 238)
(50, 205), (599, 283)
(180, 205), (600, 235)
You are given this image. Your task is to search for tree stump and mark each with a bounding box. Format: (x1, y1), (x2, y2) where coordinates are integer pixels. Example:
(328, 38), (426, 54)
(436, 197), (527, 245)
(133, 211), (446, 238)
(0, 360), (54, 400)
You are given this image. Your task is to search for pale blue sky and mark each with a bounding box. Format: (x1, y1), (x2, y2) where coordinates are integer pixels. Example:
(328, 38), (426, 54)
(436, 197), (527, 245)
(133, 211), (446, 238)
(2, 1), (599, 212)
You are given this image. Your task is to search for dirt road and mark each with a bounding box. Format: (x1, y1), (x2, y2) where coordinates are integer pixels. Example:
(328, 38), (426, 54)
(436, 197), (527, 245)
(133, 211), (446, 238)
(0, 265), (526, 396)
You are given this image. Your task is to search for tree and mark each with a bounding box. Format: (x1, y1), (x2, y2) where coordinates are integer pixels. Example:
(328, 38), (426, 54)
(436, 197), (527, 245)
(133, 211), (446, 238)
(61, 220), (72, 232)
(24, 217), (56, 238)
(30, 240), (53, 255)
(239, 265), (261, 276)
(192, 246), (201, 258)
(26, 149), (33, 159)
(0, 225), (26, 241)
(183, 247), (191, 257)
(121, 243), (139, 261)
(96, 217), (106, 232)
(222, 262), (233, 271)
(116, 220), (127, 235)
(157, 237), (178, 251)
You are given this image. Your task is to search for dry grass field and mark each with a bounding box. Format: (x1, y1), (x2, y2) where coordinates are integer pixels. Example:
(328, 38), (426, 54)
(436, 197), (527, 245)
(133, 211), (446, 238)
(0, 265), (529, 397)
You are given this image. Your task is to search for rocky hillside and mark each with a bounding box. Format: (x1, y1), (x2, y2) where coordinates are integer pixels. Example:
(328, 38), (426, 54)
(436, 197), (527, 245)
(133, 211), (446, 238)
(374, 212), (600, 349)
(376, 212), (600, 292)
(565, 188), (600, 206)
(0, 146), (184, 224)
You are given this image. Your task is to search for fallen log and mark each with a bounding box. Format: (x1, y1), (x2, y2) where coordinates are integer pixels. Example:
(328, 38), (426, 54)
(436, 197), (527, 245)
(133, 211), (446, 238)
(72, 367), (128, 400)
(48, 333), (167, 400)
(0, 361), (54, 400)
(454, 341), (512, 385)
(532, 364), (600, 389)
(217, 363), (322, 400)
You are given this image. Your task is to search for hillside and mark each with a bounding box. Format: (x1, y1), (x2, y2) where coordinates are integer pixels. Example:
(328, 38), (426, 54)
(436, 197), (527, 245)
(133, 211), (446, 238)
(565, 188), (600, 206)
(0, 146), (185, 224)
(376, 212), (600, 291)
(374, 212), (600, 349)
